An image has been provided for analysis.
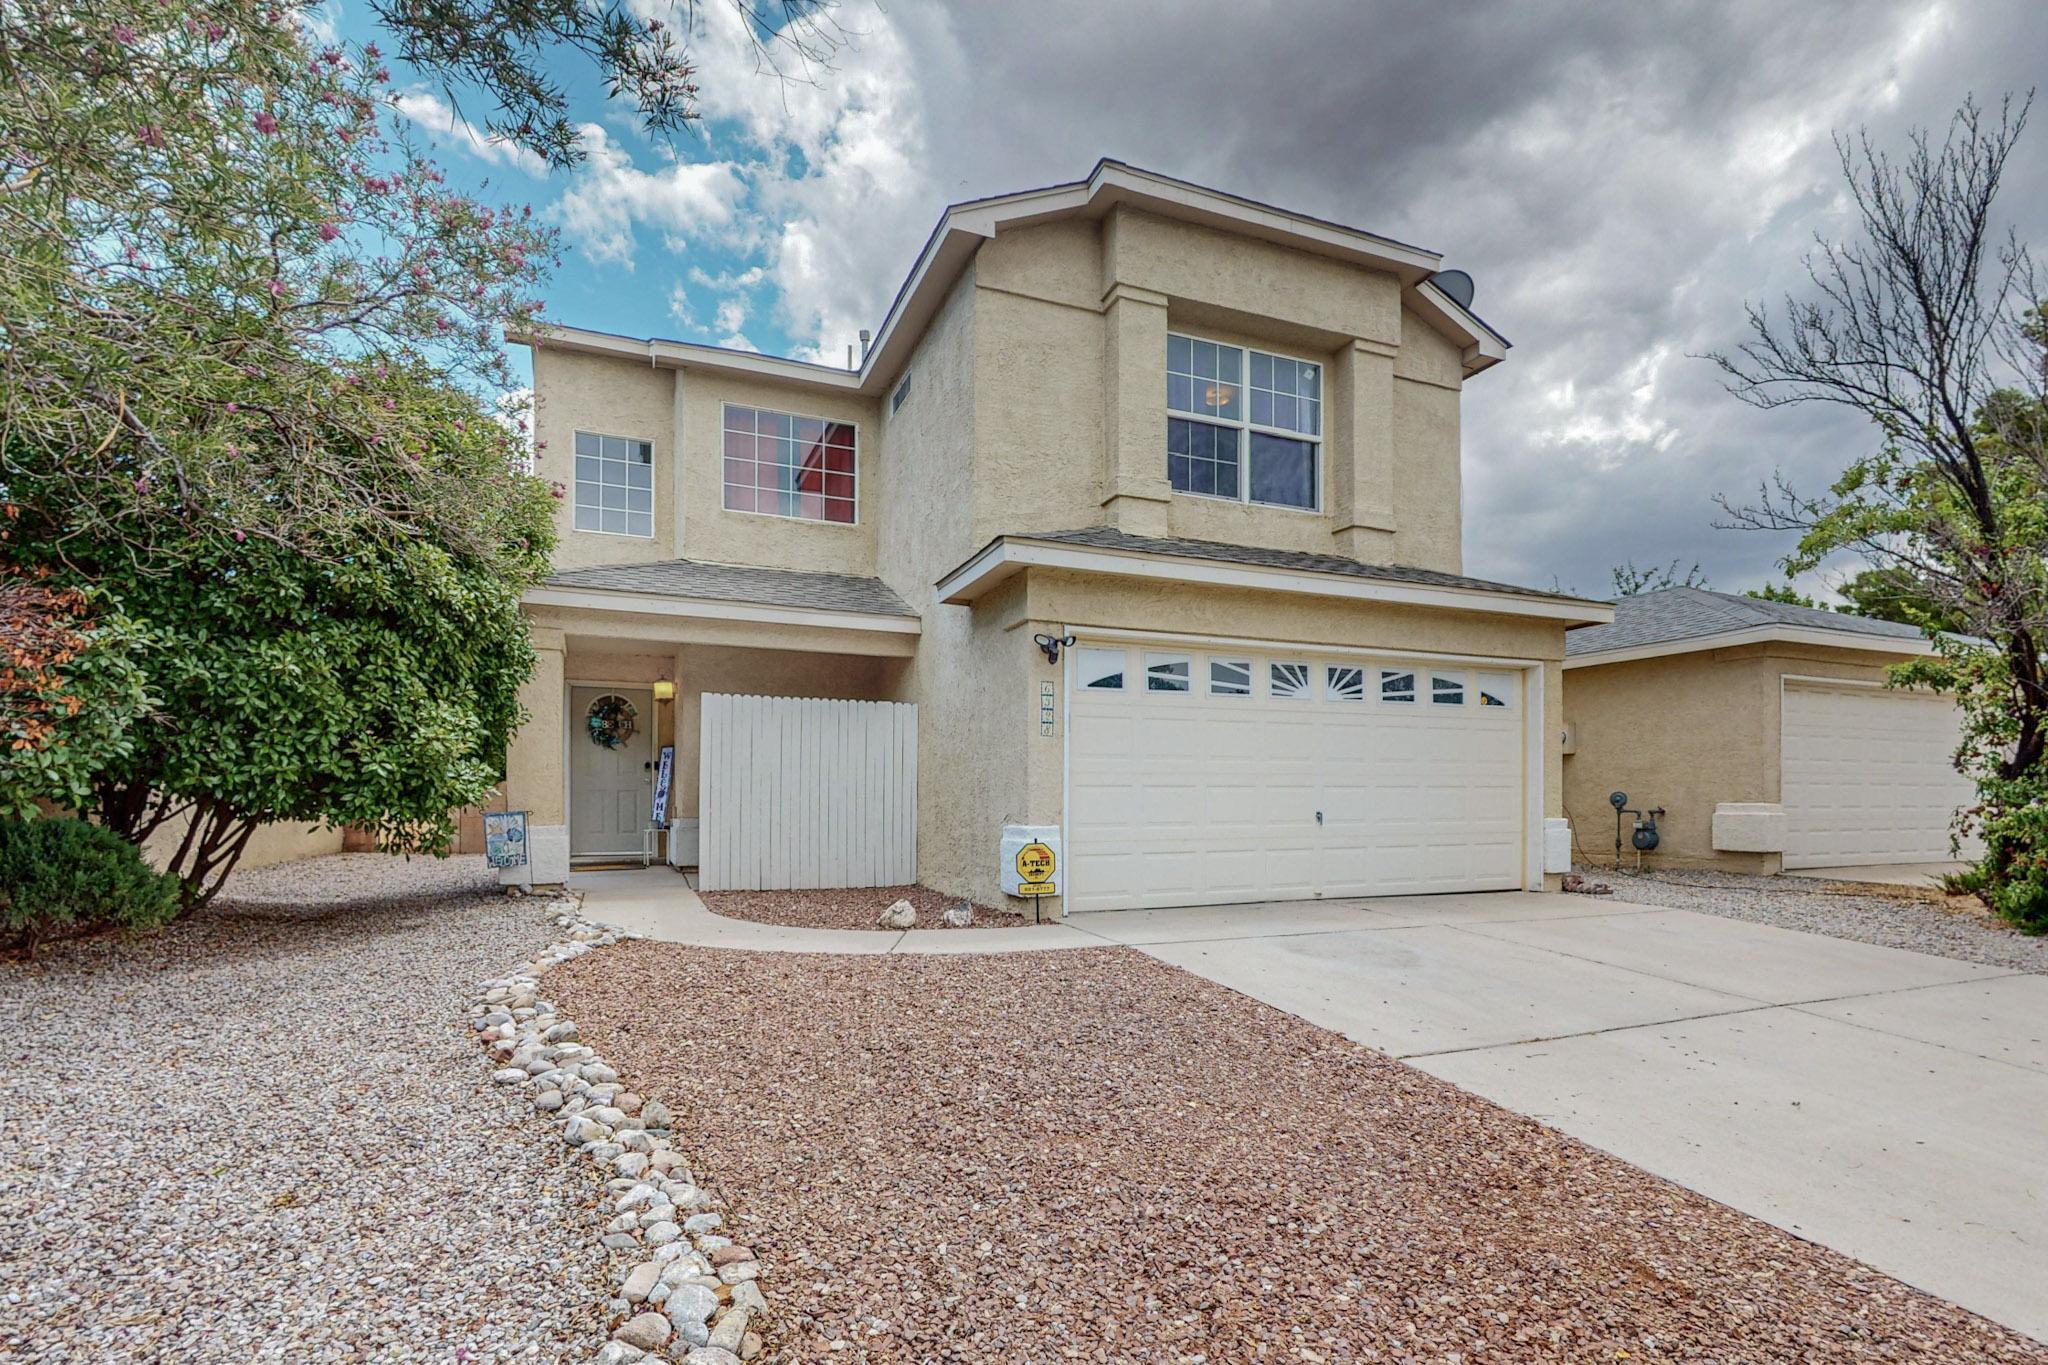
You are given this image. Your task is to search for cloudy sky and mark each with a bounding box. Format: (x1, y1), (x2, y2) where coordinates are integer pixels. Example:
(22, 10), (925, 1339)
(360, 0), (2047, 597)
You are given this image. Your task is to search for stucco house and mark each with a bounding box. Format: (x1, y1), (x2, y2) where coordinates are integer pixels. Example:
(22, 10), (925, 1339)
(497, 160), (1613, 914)
(1562, 587), (1978, 874)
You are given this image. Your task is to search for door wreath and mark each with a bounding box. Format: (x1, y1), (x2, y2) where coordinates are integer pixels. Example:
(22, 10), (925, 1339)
(585, 694), (639, 749)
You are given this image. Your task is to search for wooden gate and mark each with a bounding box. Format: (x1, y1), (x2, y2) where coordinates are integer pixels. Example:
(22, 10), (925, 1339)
(697, 694), (918, 891)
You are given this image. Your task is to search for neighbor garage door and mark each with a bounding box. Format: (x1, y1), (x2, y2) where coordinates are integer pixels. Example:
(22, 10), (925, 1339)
(1066, 644), (1528, 912)
(1781, 680), (1980, 869)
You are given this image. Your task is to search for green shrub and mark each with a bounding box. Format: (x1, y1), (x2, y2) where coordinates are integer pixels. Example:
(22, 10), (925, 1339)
(0, 817), (181, 954)
(1973, 773), (2048, 934)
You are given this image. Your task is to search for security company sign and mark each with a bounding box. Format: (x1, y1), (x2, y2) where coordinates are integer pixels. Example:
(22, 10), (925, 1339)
(1015, 841), (1057, 896)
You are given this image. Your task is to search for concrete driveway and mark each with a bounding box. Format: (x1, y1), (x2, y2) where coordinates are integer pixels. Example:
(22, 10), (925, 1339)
(1068, 891), (2047, 1341)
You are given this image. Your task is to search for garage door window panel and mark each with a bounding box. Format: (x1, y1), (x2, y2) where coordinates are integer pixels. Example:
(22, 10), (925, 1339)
(1145, 655), (1192, 693)
(1077, 648), (1127, 691)
(1379, 668), (1417, 704)
(1431, 672), (1467, 706)
(1477, 672), (1514, 708)
(1209, 659), (1253, 697)
(1270, 662), (1313, 699)
(1326, 665), (1367, 701)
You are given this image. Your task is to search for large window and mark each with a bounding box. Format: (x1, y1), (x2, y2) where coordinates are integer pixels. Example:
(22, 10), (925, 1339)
(722, 404), (857, 524)
(1166, 333), (1321, 510)
(574, 431), (654, 537)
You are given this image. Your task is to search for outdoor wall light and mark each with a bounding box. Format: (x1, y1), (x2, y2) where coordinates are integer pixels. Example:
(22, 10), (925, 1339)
(1033, 633), (1076, 665)
(652, 679), (676, 702)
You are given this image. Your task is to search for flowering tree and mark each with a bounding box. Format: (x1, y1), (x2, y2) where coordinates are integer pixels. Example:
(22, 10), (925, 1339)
(0, 572), (151, 819)
(0, 1), (560, 904)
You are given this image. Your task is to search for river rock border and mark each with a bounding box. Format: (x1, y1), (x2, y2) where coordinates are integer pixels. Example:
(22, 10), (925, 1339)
(471, 903), (766, 1365)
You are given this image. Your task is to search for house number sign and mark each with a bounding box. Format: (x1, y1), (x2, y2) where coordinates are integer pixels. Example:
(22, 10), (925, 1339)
(1039, 680), (1056, 737)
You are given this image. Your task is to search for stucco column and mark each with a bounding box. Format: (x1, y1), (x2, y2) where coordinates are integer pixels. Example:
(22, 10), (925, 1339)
(1100, 282), (1172, 537)
(500, 625), (568, 885)
(1329, 338), (1398, 559)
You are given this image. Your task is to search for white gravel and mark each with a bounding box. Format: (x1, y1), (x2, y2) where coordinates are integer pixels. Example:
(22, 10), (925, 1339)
(1584, 865), (2048, 973)
(0, 853), (617, 1363)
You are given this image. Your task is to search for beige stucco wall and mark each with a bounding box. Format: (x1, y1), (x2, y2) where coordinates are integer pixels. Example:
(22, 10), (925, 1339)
(531, 348), (679, 570)
(1562, 643), (1917, 872)
(673, 368), (881, 575)
(142, 817), (344, 875)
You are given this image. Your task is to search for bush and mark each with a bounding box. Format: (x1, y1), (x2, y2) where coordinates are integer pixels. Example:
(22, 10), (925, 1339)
(1973, 772), (2048, 934)
(0, 818), (181, 954)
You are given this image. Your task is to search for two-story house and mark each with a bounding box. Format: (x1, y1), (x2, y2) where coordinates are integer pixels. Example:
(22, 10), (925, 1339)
(501, 161), (1612, 914)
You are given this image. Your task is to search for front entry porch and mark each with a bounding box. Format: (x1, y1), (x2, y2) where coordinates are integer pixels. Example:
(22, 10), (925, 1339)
(495, 564), (920, 887)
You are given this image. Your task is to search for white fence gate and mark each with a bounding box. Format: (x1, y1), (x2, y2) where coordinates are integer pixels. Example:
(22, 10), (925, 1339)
(697, 694), (918, 891)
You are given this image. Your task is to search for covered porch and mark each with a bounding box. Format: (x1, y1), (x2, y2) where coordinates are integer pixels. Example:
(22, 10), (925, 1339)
(494, 560), (919, 885)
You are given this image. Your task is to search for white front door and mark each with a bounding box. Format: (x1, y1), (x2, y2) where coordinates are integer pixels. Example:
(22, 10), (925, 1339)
(569, 685), (655, 860)
(1781, 681), (1981, 868)
(1066, 646), (1527, 912)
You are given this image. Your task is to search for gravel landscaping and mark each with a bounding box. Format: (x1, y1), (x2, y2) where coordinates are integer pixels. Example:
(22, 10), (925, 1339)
(698, 883), (1032, 931)
(551, 941), (2048, 1363)
(1585, 866), (2048, 973)
(0, 853), (616, 1363)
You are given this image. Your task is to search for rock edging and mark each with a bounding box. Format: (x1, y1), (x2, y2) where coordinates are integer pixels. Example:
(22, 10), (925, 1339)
(471, 903), (766, 1365)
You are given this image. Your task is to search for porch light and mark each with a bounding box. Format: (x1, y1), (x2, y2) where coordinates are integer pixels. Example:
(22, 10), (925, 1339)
(653, 679), (676, 702)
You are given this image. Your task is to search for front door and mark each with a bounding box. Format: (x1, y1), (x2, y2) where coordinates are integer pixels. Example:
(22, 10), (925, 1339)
(569, 685), (655, 861)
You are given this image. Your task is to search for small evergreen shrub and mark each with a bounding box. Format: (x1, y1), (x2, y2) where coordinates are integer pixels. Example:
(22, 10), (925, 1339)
(0, 817), (182, 954)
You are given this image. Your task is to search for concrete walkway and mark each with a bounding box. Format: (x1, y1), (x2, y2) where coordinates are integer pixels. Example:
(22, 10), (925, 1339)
(573, 867), (2046, 1339)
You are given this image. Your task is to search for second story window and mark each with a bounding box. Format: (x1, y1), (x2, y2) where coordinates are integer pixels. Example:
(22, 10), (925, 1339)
(574, 431), (654, 537)
(723, 404), (857, 525)
(1166, 333), (1321, 511)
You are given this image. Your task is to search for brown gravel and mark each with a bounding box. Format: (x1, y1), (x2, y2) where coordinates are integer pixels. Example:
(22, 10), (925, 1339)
(549, 942), (2047, 1364)
(699, 883), (1033, 931)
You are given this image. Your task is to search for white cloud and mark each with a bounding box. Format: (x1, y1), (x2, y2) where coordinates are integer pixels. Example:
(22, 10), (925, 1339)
(689, 264), (767, 291)
(676, 0), (941, 362)
(297, 0), (342, 47)
(666, 284), (695, 328)
(714, 297), (749, 334)
(552, 124), (748, 270)
(394, 90), (548, 177)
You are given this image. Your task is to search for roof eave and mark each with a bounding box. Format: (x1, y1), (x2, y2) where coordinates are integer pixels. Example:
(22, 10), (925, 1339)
(938, 535), (1612, 626)
(1564, 624), (1938, 669)
(514, 159), (1510, 390)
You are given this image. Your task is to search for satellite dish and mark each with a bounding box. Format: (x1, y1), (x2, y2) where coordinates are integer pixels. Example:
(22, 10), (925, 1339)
(1430, 269), (1475, 310)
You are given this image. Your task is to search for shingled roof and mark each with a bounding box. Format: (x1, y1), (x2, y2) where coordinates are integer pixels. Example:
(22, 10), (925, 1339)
(1565, 586), (1929, 658)
(543, 558), (917, 618)
(1006, 527), (1599, 604)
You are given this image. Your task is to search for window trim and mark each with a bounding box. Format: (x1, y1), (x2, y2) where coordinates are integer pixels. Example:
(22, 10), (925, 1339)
(1378, 667), (1418, 705)
(1165, 329), (1325, 513)
(1476, 670), (1516, 709)
(1208, 657), (1253, 697)
(719, 402), (862, 528)
(1076, 647), (1128, 692)
(1326, 664), (1367, 702)
(1143, 652), (1193, 695)
(572, 429), (657, 539)
(1268, 660), (1314, 700)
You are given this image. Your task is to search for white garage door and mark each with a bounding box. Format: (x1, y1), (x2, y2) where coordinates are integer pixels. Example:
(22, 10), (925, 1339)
(1781, 681), (1980, 869)
(1066, 645), (1528, 912)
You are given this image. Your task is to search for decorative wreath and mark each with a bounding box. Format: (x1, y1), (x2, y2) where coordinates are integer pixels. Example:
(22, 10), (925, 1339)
(585, 694), (638, 749)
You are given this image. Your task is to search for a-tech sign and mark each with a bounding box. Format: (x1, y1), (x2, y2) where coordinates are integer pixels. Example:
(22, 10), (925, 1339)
(1001, 825), (1062, 899)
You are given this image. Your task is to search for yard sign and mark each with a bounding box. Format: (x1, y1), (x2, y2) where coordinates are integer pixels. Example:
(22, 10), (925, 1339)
(483, 810), (528, 869)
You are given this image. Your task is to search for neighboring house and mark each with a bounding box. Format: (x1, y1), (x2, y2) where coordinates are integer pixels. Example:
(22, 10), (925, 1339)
(501, 160), (1612, 914)
(1563, 587), (1981, 874)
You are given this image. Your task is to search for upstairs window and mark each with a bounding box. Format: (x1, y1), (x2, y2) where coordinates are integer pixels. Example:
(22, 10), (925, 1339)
(722, 404), (856, 524)
(574, 432), (654, 537)
(1166, 333), (1321, 511)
